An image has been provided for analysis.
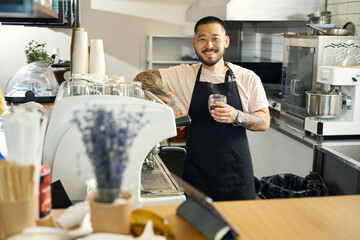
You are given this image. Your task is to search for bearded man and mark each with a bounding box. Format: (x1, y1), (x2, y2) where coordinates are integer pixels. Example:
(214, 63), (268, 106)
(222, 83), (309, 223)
(135, 16), (270, 201)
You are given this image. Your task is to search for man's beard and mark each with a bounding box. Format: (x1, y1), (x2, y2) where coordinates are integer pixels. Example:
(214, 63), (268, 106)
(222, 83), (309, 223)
(195, 48), (225, 67)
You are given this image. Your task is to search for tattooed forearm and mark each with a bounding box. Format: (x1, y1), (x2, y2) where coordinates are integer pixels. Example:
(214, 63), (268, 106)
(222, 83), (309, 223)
(135, 70), (173, 101)
(236, 107), (270, 131)
(240, 112), (266, 129)
(135, 70), (162, 93)
(134, 70), (187, 118)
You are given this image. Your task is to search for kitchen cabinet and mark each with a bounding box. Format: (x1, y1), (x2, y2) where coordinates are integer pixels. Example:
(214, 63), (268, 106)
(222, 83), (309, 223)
(247, 127), (314, 179)
(0, 0), (79, 28)
(147, 35), (198, 70)
(314, 143), (360, 195)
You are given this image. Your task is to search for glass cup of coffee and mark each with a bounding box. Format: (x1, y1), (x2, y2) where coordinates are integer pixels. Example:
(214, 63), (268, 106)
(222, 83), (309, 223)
(208, 94), (227, 113)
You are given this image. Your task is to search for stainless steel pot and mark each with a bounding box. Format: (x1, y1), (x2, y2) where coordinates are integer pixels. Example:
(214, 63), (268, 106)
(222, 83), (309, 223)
(305, 91), (343, 118)
(307, 10), (331, 18)
(308, 11), (332, 24)
(307, 24), (354, 36)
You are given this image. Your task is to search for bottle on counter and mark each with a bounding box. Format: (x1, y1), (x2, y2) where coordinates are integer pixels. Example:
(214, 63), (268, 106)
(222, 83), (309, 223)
(39, 165), (52, 219)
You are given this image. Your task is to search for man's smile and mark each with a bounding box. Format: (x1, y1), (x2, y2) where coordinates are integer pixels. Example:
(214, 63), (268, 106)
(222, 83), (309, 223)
(202, 49), (218, 56)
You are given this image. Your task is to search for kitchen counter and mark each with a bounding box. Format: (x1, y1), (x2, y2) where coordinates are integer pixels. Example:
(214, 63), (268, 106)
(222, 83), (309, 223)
(270, 112), (320, 148)
(263, 83), (360, 148)
(270, 111), (360, 148)
(249, 84), (360, 180)
(267, 109), (360, 194)
(144, 195), (360, 240)
(317, 142), (360, 170)
(47, 195), (360, 240)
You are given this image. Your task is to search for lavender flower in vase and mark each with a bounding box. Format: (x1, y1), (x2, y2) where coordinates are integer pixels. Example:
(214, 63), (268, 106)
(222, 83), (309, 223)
(73, 106), (144, 203)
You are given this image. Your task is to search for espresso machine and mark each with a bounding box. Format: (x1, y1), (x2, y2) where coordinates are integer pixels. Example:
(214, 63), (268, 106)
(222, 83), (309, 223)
(304, 66), (360, 136)
(43, 91), (186, 205)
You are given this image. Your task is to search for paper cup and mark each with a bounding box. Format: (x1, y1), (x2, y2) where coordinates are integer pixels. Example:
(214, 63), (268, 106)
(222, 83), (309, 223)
(72, 31), (89, 74)
(70, 28), (85, 74)
(0, 197), (36, 239)
(89, 39), (105, 74)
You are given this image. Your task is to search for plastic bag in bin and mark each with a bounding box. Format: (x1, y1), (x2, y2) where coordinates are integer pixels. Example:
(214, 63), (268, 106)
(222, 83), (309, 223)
(258, 172), (329, 199)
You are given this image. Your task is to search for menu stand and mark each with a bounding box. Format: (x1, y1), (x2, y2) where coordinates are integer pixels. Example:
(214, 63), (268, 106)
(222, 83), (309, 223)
(177, 196), (238, 240)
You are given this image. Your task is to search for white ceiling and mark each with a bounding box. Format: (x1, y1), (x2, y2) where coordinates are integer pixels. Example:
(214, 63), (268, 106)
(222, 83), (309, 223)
(90, 0), (197, 24)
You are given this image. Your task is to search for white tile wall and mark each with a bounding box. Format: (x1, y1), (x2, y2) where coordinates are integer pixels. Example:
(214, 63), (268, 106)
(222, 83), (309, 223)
(241, 1), (360, 61)
(241, 22), (311, 61)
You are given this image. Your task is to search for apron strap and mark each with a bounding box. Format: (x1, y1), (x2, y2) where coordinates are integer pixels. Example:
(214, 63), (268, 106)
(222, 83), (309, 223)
(196, 65), (202, 83)
(224, 63), (235, 93)
(197, 64), (235, 83)
(197, 63), (235, 93)
(225, 63), (236, 83)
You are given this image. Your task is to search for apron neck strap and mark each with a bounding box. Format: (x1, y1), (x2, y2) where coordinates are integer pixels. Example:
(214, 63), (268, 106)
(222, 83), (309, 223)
(225, 63), (236, 83)
(196, 63), (236, 83)
(196, 65), (202, 83)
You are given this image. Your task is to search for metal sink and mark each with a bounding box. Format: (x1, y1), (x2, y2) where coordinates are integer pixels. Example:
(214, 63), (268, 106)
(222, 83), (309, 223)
(318, 142), (360, 170)
(324, 145), (360, 163)
(315, 141), (360, 195)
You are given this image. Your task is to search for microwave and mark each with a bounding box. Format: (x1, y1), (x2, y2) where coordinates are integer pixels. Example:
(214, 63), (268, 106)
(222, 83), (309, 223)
(281, 35), (360, 119)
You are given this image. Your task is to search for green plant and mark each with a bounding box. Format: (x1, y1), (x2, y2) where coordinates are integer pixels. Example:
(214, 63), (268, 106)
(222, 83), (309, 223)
(24, 40), (51, 64)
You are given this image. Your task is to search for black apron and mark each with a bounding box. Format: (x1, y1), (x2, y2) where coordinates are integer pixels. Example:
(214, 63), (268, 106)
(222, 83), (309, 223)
(182, 64), (256, 201)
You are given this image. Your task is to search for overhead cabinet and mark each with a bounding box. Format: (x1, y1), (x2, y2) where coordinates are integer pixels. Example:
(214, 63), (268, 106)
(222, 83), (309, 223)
(314, 144), (360, 195)
(247, 128), (314, 179)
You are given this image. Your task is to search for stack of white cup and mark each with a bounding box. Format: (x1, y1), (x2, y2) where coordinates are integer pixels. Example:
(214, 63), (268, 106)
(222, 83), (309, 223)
(72, 31), (89, 74)
(71, 31), (106, 75)
(89, 39), (105, 75)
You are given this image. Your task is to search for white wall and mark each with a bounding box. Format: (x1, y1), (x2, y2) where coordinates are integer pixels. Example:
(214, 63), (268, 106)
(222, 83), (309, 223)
(241, 22), (309, 61)
(242, 1), (360, 61)
(0, 0), (195, 92)
(1, 0), (358, 92)
(82, 0), (195, 81)
(327, 0), (360, 30)
(0, 26), (71, 91)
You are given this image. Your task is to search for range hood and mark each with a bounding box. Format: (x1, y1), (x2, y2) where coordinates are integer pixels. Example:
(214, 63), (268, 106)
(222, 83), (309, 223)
(186, 0), (326, 22)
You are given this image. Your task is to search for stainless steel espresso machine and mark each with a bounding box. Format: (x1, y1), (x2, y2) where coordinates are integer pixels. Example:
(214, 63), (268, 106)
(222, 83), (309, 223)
(43, 88), (187, 205)
(304, 66), (360, 136)
(281, 35), (360, 120)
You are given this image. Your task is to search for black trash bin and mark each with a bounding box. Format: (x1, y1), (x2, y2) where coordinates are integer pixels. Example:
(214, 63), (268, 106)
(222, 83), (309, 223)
(258, 172), (329, 199)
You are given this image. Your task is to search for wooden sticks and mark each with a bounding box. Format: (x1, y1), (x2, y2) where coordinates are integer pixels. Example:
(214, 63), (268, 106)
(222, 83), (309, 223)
(0, 161), (34, 202)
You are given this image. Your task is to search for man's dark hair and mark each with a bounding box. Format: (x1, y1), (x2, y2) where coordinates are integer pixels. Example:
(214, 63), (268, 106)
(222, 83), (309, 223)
(194, 16), (226, 35)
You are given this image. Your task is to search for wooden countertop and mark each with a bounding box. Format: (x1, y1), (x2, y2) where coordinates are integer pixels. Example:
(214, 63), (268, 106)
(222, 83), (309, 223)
(141, 195), (360, 240)
(46, 195), (360, 240)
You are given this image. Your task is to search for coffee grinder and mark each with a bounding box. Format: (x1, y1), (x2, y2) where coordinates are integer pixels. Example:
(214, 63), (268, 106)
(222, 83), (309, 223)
(304, 66), (360, 136)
